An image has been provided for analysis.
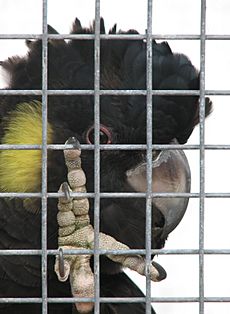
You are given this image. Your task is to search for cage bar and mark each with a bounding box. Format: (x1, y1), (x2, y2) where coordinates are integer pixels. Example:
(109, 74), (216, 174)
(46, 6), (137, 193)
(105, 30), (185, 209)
(1, 296), (230, 304)
(1, 89), (230, 96)
(41, 0), (48, 313)
(145, 0), (153, 313)
(199, 1), (207, 313)
(1, 248), (230, 257)
(93, 0), (101, 312)
(0, 143), (230, 151)
(0, 191), (230, 199)
(0, 0), (229, 313)
(0, 34), (230, 40)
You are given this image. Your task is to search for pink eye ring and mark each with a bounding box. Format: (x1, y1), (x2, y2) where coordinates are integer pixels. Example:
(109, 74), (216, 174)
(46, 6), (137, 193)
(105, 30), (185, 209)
(86, 124), (112, 144)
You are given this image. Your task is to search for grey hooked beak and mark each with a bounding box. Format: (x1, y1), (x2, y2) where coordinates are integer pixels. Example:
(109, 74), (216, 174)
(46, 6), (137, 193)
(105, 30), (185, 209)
(126, 139), (191, 239)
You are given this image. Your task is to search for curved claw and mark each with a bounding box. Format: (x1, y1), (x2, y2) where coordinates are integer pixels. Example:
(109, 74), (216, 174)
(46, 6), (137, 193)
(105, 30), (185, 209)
(58, 247), (65, 279)
(152, 260), (167, 281)
(65, 137), (81, 150)
(62, 182), (71, 201)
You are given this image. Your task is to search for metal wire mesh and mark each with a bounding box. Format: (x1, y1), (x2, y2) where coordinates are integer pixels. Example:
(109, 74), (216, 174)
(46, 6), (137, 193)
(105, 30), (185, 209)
(0, 0), (229, 313)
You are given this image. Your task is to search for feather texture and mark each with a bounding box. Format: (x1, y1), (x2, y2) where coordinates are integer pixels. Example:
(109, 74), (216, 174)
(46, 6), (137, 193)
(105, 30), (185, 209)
(0, 101), (53, 192)
(0, 18), (212, 314)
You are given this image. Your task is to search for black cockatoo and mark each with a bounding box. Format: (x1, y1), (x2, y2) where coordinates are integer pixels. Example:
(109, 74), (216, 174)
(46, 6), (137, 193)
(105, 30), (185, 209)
(0, 18), (212, 314)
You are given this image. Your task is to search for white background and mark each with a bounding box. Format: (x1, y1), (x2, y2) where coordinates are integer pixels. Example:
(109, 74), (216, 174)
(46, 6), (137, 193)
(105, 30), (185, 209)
(0, 1), (230, 313)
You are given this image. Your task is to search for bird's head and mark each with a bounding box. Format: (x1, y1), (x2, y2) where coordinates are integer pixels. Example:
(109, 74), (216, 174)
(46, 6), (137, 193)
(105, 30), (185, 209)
(0, 17), (212, 248)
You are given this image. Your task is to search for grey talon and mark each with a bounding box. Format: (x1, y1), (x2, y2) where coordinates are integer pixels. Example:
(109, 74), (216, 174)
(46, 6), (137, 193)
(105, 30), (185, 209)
(62, 182), (71, 201)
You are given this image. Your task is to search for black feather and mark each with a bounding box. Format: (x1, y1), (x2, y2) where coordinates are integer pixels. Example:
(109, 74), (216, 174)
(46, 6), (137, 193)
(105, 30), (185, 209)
(0, 18), (212, 313)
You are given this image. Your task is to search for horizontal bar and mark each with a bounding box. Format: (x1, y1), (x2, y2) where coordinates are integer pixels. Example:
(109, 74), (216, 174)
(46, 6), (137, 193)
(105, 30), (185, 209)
(0, 297), (230, 303)
(0, 144), (229, 151)
(51, 296), (230, 303)
(0, 143), (230, 150)
(0, 249), (229, 256)
(0, 89), (196, 96)
(0, 191), (230, 198)
(0, 89), (230, 96)
(1, 89), (230, 96)
(52, 192), (230, 198)
(48, 34), (230, 41)
(0, 34), (230, 40)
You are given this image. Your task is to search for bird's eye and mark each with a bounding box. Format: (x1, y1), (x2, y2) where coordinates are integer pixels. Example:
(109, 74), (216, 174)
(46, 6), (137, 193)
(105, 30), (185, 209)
(86, 125), (112, 144)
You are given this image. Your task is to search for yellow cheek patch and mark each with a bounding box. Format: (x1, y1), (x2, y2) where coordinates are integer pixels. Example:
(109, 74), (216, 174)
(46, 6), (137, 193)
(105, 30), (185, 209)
(0, 101), (53, 192)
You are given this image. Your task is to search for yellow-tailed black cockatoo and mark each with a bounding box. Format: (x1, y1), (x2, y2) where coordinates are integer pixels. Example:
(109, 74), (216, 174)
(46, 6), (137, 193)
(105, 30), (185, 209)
(0, 18), (212, 314)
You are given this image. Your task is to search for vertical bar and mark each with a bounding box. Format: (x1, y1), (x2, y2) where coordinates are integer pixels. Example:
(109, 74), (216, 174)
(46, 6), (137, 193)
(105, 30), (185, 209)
(146, 0), (153, 313)
(199, 0), (206, 313)
(41, 0), (48, 313)
(94, 0), (101, 313)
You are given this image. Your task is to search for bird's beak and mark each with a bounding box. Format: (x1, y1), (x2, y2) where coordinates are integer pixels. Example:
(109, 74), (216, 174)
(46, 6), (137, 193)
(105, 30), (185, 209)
(126, 139), (191, 238)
